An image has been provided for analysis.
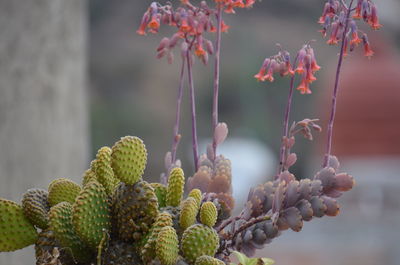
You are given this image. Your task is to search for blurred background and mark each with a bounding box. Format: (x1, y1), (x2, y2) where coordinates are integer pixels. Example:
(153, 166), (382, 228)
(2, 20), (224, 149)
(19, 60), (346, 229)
(0, 0), (399, 264)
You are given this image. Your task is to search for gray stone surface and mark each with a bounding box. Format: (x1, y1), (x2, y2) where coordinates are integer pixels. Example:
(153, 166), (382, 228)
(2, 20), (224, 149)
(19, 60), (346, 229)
(0, 1), (88, 264)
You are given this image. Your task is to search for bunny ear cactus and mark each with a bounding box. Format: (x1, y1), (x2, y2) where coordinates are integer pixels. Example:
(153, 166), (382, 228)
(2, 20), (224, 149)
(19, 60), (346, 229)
(155, 226), (179, 265)
(200, 202), (218, 228)
(72, 179), (111, 249)
(179, 197), (200, 230)
(195, 255), (225, 265)
(166, 167), (185, 207)
(48, 202), (91, 262)
(48, 178), (81, 206)
(22, 188), (50, 229)
(111, 136), (147, 185)
(94, 146), (119, 195)
(0, 198), (38, 252)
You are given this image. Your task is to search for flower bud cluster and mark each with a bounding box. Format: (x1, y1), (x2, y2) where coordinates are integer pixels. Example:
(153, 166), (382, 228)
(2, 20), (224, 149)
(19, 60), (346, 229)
(318, 0), (381, 58)
(137, 1), (255, 64)
(254, 45), (321, 94)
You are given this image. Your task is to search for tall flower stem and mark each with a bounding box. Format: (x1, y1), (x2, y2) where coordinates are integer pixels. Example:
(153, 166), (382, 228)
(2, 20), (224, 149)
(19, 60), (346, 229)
(170, 59), (186, 164)
(212, 5), (223, 160)
(323, 0), (353, 167)
(187, 51), (199, 171)
(277, 58), (298, 176)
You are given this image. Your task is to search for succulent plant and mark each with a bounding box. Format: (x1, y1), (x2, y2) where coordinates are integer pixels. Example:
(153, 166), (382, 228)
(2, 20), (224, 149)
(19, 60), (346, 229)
(151, 182), (168, 208)
(111, 136), (147, 185)
(156, 226), (179, 265)
(113, 181), (159, 241)
(200, 202), (218, 228)
(179, 197), (199, 230)
(195, 255), (225, 265)
(181, 224), (220, 263)
(48, 178), (81, 206)
(188, 189), (202, 207)
(22, 188), (50, 229)
(166, 167), (185, 207)
(0, 198), (38, 252)
(93, 146), (119, 195)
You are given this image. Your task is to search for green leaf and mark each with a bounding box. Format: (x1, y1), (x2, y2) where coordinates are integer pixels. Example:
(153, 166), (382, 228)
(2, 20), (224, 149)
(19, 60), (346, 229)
(231, 251), (274, 265)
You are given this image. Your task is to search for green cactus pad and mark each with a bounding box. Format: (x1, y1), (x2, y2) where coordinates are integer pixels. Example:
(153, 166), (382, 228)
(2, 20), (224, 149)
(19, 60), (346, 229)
(82, 168), (97, 187)
(94, 146), (119, 195)
(22, 188), (50, 229)
(181, 224), (219, 263)
(141, 212), (173, 262)
(188, 189), (202, 207)
(195, 255), (225, 265)
(111, 136), (147, 185)
(72, 180), (111, 249)
(151, 182), (167, 208)
(113, 181), (159, 241)
(0, 198), (38, 252)
(179, 197), (199, 230)
(200, 202), (218, 227)
(156, 226), (179, 265)
(48, 178), (81, 206)
(166, 167), (185, 207)
(48, 202), (91, 262)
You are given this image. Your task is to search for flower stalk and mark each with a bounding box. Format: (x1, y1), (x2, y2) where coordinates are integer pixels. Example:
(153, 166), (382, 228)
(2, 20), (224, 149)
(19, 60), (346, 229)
(323, 0), (354, 167)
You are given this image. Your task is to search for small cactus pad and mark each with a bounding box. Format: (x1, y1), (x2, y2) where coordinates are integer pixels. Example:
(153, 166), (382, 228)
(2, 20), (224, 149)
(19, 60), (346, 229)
(195, 255), (225, 265)
(22, 188), (50, 229)
(141, 212), (173, 262)
(0, 198), (38, 251)
(166, 167), (185, 207)
(200, 202), (218, 227)
(72, 180), (111, 249)
(48, 178), (81, 206)
(48, 202), (90, 262)
(181, 224), (219, 263)
(113, 181), (159, 241)
(82, 169), (97, 187)
(179, 197), (199, 230)
(111, 136), (147, 185)
(188, 189), (202, 207)
(151, 182), (167, 208)
(94, 146), (119, 195)
(156, 226), (179, 265)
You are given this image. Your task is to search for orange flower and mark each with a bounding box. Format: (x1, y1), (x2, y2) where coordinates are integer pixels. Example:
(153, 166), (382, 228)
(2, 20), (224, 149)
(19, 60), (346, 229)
(224, 4), (235, 14)
(180, 18), (191, 33)
(148, 16), (160, 30)
(350, 31), (362, 46)
(295, 61), (304, 74)
(233, 0), (245, 8)
(245, 0), (255, 8)
(195, 44), (206, 57)
(221, 21), (230, 32)
(363, 42), (374, 58)
(296, 80), (311, 94)
(136, 24), (147, 35)
(254, 68), (266, 82)
(369, 5), (382, 30)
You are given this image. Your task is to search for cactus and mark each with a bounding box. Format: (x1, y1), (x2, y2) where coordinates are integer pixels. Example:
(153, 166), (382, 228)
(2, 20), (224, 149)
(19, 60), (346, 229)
(166, 167), (185, 207)
(141, 212), (173, 262)
(111, 136), (147, 185)
(179, 197), (199, 230)
(151, 182), (167, 208)
(48, 202), (91, 262)
(48, 178), (81, 206)
(72, 179), (111, 249)
(0, 198), (38, 252)
(188, 189), (202, 207)
(113, 181), (159, 241)
(181, 224), (219, 263)
(82, 169), (97, 187)
(94, 146), (119, 195)
(195, 255), (225, 265)
(22, 188), (50, 229)
(200, 202), (217, 227)
(155, 226), (179, 265)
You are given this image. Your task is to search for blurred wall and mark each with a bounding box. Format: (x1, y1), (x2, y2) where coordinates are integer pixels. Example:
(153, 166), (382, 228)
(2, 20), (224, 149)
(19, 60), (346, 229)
(0, 1), (88, 264)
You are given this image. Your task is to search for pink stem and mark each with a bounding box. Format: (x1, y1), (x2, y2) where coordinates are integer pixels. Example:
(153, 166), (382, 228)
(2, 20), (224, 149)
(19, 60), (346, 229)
(323, 0), (354, 167)
(170, 58), (186, 164)
(277, 57), (298, 176)
(212, 5), (223, 161)
(187, 51), (199, 171)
